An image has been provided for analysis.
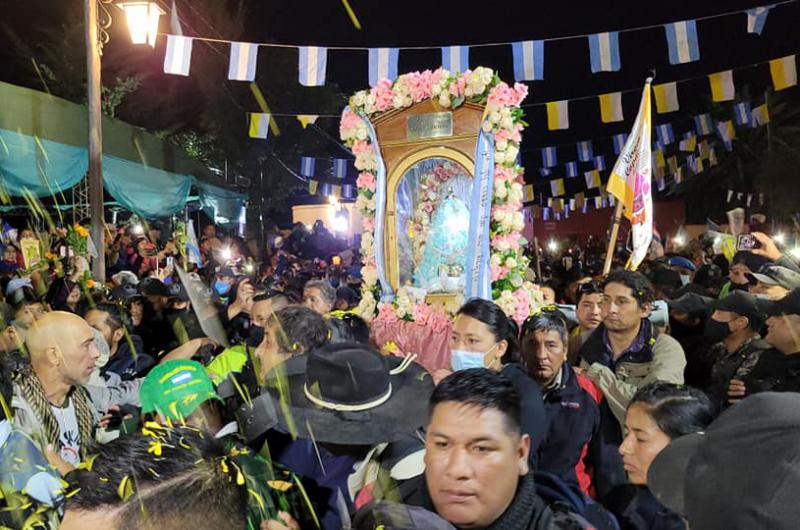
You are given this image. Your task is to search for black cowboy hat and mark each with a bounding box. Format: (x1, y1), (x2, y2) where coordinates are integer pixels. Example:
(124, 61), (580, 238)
(264, 343), (433, 446)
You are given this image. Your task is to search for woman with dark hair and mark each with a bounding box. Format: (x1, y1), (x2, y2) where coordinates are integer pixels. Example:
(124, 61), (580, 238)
(438, 298), (547, 469)
(606, 382), (715, 530)
(325, 311), (370, 345)
(45, 278), (83, 314)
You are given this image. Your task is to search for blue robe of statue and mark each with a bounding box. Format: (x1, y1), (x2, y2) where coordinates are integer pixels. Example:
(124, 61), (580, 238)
(415, 195), (469, 290)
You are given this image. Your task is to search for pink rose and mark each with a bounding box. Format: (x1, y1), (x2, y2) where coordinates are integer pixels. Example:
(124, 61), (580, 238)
(377, 302), (399, 324)
(351, 140), (371, 155)
(494, 166), (518, 183)
(371, 79), (394, 112)
(356, 171), (377, 192)
(428, 309), (451, 333)
(512, 83), (529, 105)
(412, 302), (431, 325)
(339, 109), (360, 138)
(362, 217), (375, 232)
(491, 265), (509, 281)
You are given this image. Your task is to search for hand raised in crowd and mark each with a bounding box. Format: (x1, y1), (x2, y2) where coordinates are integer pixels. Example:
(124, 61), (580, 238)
(44, 444), (75, 476)
(260, 512), (300, 530)
(727, 378), (747, 404)
(228, 278), (256, 319)
(751, 232), (782, 261)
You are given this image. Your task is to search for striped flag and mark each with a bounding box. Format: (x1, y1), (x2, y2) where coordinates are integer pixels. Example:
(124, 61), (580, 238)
(164, 35), (193, 76)
(566, 161), (579, 178)
(594, 196), (603, 209)
(656, 123), (675, 145)
(679, 133), (697, 152)
(694, 113), (713, 136)
(442, 45), (469, 72)
(332, 184), (342, 198)
(594, 155), (606, 171)
(747, 6), (773, 35)
(368, 47), (399, 86)
(248, 113), (271, 139)
(599, 92), (624, 123)
(606, 78), (653, 269)
(709, 70), (735, 102)
(653, 149), (666, 168)
(656, 177), (666, 191)
(769, 55), (797, 90)
(734, 102), (751, 126)
(717, 120), (736, 142)
(298, 46), (328, 86)
(299, 157), (316, 177)
(228, 42), (259, 81)
(654, 162), (665, 179)
(512, 40), (545, 81)
(541, 146), (558, 168)
(698, 140), (710, 159)
(524, 184), (535, 202)
(543, 207), (551, 221)
(297, 115), (319, 129)
(333, 158), (348, 179)
(667, 156), (678, 175)
(751, 103), (770, 126)
(585, 170), (601, 189)
(675, 167), (685, 184)
(546, 101), (569, 130)
(664, 20), (700, 64)
(539, 168), (552, 177)
(613, 133), (628, 155)
(577, 141), (594, 162)
(569, 198), (577, 211)
(588, 32), (621, 73)
(551, 179), (565, 197)
(343, 184), (356, 198)
(653, 82), (679, 113)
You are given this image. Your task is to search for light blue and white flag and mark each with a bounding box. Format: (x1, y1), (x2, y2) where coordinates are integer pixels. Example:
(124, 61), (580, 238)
(164, 35), (193, 76)
(342, 184), (356, 198)
(442, 45), (469, 73)
(613, 133), (628, 155)
(594, 155), (606, 171)
(368, 47), (399, 86)
(512, 40), (545, 81)
(664, 20), (700, 64)
(333, 158), (348, 179)
(577, 141), (594, 162)
(300, 157), (316, 177)
(465, 127), (495, 301)
(734, 102), (752, 127)
(298, 46), (328, 86)
(541, 146), (557, 168)
(656, 123), (675, 145)
(186, 220), (201, 265)
(566, 161), (579, 178)
(747, 5), (774, 35)
(543, 207), (551, 221)
(694, 113), (713, 136)
(588, 32), (621, 73)
(539, 168), (552, 177)
(228, 42), (259, 81)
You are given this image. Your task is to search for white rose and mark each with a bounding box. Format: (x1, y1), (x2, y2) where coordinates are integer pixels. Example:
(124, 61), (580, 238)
(505, 144), (519, 161)
(355, 127), (368, 141)
(495, 138), (508, 152)
(494, 151), (506, 164)
(438, 93), (451, 107)
(351, 91), (366, 107)
(490, 254), (502, 267)
(432, 84), (442, 96)
(496, 239), (510, 252)
(392, 95), (404, 109)
(490, 111), (502, 124)
(513, 212), (525, 231)
(367, 197), (377, 210)
(494, 184), (508, 199)
(362, 265), (378, 287)
(505, 257), (517, 269)
(501, 116), (514, 130)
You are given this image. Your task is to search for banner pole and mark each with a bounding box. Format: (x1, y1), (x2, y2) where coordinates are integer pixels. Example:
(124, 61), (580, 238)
(603, 201), (624, 275)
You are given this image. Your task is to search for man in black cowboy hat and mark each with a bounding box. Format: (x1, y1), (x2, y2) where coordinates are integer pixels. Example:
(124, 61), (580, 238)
(241, 342), (433, 530)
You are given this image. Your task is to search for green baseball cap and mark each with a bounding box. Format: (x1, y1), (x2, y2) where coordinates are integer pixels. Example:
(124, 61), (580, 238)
(140, 360), (222, 421)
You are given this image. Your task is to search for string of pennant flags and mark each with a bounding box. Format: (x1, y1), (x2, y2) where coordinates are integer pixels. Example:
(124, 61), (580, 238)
(161, 2), (792, 84)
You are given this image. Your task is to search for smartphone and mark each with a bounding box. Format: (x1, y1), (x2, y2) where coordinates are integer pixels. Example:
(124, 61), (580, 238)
(736, 234), (761, 251)
(166, 256), (174, 267)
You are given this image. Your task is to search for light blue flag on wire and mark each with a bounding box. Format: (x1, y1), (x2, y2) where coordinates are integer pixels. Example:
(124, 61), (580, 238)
(613, 133), (628, 154)
(299, 157), (315, 177)
(228, 42), (259, 81)
(541, 146), (557, 167)
(694, 113), (713, 136)
(656, 123), (675, 145)
(566, 161), (579, 178)
(512, 40), (545, 81)
(588, 32), (621, 72)
(594, 155), (606, 171)
(298, 46), (328, 86)
(442, 45), (469, 72)
(577, 141), (594, 162)
(368, 48), (399, 86)
(747, 5), (774, 35)
(664, 20), (700, 64)
(734, 102), (752, 127)
(333, 158), (348, 179)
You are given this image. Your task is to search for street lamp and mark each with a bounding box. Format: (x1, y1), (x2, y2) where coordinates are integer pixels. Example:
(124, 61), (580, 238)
(117, 1), (164, 47)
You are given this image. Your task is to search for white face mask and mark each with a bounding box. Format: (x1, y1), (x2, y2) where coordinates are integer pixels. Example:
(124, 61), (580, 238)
(450, 343), (500, 371)
(680, 274), (691, 286)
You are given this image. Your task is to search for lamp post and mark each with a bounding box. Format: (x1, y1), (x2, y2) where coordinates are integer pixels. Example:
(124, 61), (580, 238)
(83, 0), (162, 283)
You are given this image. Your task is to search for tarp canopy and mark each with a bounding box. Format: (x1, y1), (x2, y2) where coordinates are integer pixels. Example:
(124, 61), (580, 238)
(0, 81), (246, 220)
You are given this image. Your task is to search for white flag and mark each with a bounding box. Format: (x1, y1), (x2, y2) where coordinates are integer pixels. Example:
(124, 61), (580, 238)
(164, 35), (193, 76)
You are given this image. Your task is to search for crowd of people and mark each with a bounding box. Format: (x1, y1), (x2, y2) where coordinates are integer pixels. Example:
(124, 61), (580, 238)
(0, 215), (799, 530)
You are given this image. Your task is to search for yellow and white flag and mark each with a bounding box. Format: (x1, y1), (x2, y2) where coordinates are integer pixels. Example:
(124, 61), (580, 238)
(550, 179), (565, 197)
(599, 92), (624, 123)
(653, 82), (679, 113)
(297, 115), (319, 129)
(709, 70), (735, 102)
(606, 78), (653, 270)
(770, 55), (797, 90)
(546, 101), (569, 130)
(249, 113), (271, 139)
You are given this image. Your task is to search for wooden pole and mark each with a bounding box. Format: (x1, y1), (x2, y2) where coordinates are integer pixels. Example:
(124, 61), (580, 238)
(603, 201), (624, 275)
(85, 0), (106, 283)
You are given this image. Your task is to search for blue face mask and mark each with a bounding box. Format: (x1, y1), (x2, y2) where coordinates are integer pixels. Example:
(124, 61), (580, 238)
(450, 344), (499, 372)
(214, 280), (231, 296)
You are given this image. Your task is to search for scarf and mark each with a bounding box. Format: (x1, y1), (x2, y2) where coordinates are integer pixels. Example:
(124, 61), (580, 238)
(15, 368), (95, 459)
(487, 473), (552, 530)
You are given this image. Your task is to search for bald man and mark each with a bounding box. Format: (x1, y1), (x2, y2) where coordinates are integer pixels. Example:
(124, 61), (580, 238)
(11, 311), (102, 465)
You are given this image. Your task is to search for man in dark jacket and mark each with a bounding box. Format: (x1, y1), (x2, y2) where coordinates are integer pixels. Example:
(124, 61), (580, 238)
(84, 303), (154, 382)
(521, 311), (626, 500)
(704, 291), (769, 409)
(728, 289), (800, 401)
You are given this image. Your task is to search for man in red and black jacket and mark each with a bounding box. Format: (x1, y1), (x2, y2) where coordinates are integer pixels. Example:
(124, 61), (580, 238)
(520, 309), (626, 501)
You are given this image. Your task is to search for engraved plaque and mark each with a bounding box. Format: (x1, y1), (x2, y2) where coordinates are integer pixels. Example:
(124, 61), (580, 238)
(406, 112), (453, 140)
